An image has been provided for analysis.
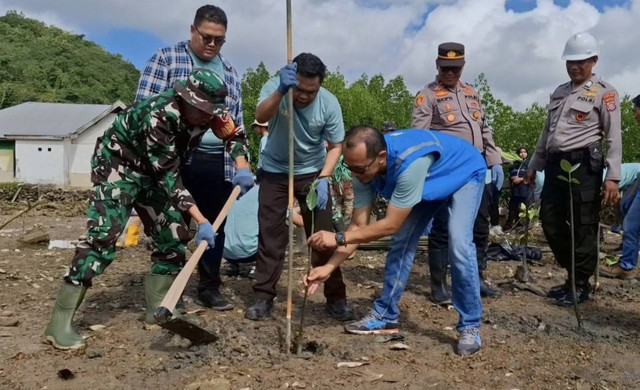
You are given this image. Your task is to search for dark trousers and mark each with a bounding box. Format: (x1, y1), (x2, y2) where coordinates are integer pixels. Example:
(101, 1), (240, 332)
(254, 171), (345, 302)
(540, 149), (603, 283)
(488, 186), (501, 226)
(181, 153), (233, 292)
(429, 183), (491, 271)
(506, 195), (532, 227)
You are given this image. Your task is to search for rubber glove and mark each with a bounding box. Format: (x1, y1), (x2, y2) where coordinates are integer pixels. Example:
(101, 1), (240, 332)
(277, 63), (298, 95)
(232, 168), (254, 196)
(315, 178), (330, 210)
(195, 221), (216, 249)
(491, 165), (504, 192)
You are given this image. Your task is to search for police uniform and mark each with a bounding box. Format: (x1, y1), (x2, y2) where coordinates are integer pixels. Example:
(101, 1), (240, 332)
(411, 42), (501, 302)
(529, 74), (621, 293)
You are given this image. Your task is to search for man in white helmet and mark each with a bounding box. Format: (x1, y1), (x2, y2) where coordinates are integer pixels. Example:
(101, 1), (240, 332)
(525, 32), (621, 306)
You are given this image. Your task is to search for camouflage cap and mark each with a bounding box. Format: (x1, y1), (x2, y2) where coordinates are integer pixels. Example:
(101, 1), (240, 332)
(174, 68), (228, 115)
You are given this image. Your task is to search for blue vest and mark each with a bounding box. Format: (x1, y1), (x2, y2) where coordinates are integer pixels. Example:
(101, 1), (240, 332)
(371, 129), (486, 201)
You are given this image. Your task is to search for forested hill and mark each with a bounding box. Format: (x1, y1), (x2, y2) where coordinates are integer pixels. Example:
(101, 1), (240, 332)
(0, 11), (140, 109)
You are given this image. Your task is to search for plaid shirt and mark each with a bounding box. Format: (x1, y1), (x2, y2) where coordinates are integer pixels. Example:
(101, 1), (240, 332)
(135, 40), (248, 181)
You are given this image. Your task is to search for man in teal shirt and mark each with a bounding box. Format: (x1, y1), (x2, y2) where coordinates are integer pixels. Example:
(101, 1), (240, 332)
(245, 53), (351, 321)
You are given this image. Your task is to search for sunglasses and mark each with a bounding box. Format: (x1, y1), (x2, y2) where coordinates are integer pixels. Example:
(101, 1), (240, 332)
(193, 25), (226, 46)
(345, 158), (376, 174)
(439, 66), (463, 74)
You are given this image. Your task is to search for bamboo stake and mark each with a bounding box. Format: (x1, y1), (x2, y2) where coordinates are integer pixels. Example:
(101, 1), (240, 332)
(285, 0), (295, 354)
(0, 200), (42, 231)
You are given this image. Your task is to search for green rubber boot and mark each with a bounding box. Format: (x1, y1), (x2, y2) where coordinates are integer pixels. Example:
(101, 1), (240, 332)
(44, 283), (88, 350)
(143, 274), (178, 328)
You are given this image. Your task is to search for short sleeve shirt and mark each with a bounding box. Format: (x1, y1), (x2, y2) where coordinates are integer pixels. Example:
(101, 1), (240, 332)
(259, 77), (345, 174)
(354, 155), (435, 209)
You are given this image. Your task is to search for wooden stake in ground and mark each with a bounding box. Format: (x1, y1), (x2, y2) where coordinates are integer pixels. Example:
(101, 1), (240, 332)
(0, 200), (42, 231)
(285, 0), (295, 354)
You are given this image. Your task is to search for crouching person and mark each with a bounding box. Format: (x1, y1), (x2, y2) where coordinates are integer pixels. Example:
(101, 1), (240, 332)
(44, 69), (233, 350)
(305, 127), (486, 356)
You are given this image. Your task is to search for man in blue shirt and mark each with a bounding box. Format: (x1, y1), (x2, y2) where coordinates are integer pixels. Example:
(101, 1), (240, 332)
(245, 53), (351, 321)
(305, 127), (486, 356)
(136, 5), (252, 311)
(601, 95), (640, 279)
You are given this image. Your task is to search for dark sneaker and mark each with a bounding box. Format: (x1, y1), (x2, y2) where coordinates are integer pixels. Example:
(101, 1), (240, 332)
(325, 299), (354, 322)
(554, 284), (590, 307)
(222, 262), (240, 277)
(345, 314), (399, 335)
(480, 279), (501, 298)
(600, 264), (636, 280)
(197, 289), (234, 311)
(456, 327), (481, 356)
(244, 299), (274, 321)
(546, 282), (570, 299)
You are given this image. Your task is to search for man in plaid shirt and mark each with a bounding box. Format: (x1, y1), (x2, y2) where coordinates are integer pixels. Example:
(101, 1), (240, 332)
(136, 5), (252, 311)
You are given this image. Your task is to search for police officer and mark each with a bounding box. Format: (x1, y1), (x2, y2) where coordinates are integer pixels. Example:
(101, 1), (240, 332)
(525, 32), (621, 306)
(412, 42), (502, 304)
(44, 69), (232, 350)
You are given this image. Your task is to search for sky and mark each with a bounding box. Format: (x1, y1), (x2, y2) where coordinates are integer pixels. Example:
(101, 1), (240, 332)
(1, 0), (638, 111)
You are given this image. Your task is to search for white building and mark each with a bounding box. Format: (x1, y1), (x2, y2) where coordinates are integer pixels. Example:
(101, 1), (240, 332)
(0, 101), (125, 187)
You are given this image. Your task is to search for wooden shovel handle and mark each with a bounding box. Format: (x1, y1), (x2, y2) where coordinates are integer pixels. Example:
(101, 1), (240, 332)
(158, 186), (242, 314)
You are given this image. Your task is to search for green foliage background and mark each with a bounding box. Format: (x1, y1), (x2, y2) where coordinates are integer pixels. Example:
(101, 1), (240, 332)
(3, 12), (639, 168)
(0, 11), (139, 108)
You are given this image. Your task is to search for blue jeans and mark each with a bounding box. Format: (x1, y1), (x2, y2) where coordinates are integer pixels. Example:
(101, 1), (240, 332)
(620, 195), (640, 271)
(371, 180), (484, 330)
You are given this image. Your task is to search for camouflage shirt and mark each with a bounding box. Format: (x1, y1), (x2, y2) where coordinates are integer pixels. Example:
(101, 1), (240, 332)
(92, 89), (221, 212)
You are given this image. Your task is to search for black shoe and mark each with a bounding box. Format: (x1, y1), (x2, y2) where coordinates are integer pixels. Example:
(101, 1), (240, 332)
(197, 289), (233, 311)
(554, 284), (590, 307)
(546, 282), (570, 299)
(429, 248), (452, 305)
(479, 278), (501, 298)
(325, 299), (354, 321)
(244, 299), (274, 320)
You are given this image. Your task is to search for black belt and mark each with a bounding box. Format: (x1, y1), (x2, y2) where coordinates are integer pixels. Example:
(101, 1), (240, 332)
(192, 151), (224, 162)
(547, 147), (590, 163)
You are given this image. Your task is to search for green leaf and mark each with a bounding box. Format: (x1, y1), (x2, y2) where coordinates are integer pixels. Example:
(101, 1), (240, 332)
(570, 163), (581, 173)
(306, 190), (318, 210)
(501, 151), (523, 163)
(571, 178), (580, 184)
(557, 175), (569, 182)
(520, 203), (527, 211)
(560, 159), (572, 172)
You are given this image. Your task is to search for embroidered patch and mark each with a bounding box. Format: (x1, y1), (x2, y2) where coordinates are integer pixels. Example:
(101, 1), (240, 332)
(473, 111), (480, 119)
(582, 92), (596, 98)
(464, 87), (473, 94)
(603, 92), (617, 112)
(446, 113), (456, 122)
(414, 93), (425, 107)
(435, 91), (449, 97)
(575, 112), (585, 121)
(470, 101), (479, 108)
(445, 103), (453, 111)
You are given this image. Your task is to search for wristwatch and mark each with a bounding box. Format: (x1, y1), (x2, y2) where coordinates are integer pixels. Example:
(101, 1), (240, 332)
(335, 232), (347, 247)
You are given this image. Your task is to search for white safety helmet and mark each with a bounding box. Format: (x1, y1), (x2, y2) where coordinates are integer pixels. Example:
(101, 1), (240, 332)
(561, 32), (599, 61)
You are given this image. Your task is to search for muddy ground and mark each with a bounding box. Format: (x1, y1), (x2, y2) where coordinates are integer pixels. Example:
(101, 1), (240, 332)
(0, 198), (639, 390)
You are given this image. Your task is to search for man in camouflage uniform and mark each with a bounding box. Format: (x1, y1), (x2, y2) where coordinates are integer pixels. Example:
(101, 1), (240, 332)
(412, 42), (502, 304)
(526, 32), (621, 306)
(44, 68), (236, 350)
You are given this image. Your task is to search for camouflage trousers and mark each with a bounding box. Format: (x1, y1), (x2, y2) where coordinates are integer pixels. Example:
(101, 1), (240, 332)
(65, 166), (191, 287)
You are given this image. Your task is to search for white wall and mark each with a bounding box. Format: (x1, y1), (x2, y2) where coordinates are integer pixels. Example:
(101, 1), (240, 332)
(15, 140), (66, 185)
(69, 112), (118, 188)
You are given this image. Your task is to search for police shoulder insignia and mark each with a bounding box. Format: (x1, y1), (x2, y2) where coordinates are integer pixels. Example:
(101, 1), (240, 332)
(602, 92), (617, 112)
(414, 93), (425, 107)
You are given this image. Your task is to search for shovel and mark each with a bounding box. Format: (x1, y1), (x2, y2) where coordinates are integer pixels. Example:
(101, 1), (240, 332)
(154, 186), (241, 344)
